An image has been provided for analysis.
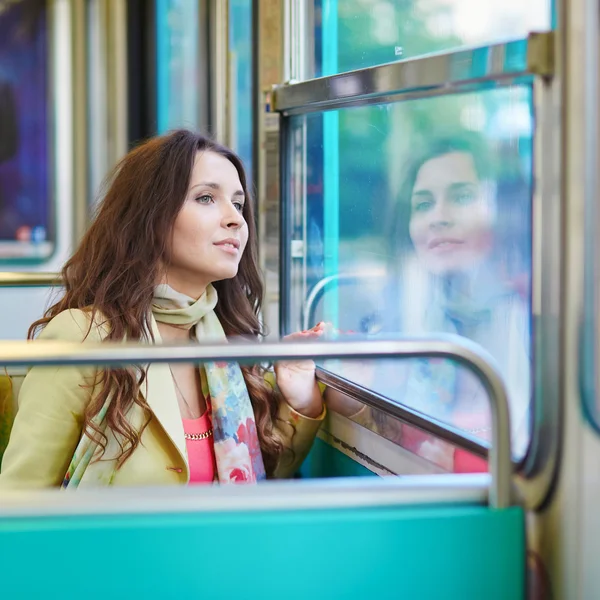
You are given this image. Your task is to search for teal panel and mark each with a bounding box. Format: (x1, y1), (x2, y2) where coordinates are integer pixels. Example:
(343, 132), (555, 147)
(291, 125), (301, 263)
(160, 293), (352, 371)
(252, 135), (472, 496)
(322, 0), (340, 324)
(155, 0), (200, 133)
(229, 0), (253, 174)
(0, 505), (525, 599)
(300, 436), (376, 478)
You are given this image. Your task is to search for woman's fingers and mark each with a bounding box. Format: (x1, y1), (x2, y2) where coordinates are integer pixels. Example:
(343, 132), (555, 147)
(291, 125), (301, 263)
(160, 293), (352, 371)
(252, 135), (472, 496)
(283, 321), (355, 342)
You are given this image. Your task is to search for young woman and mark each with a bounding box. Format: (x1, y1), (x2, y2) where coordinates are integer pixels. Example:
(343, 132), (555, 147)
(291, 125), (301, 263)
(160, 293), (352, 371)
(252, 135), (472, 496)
(0, 130), (326, 488)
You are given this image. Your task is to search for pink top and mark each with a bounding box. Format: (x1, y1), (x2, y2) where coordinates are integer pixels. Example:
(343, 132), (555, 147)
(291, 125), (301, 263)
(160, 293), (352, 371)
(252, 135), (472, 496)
(182, 411), (216, 484)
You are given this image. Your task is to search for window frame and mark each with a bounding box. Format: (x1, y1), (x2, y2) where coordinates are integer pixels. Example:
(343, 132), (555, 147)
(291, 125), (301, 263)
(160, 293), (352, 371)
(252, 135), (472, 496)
(274, 28), (560, 508)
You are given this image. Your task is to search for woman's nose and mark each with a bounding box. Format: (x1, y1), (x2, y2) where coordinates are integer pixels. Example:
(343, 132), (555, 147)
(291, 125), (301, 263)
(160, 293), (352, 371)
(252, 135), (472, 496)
(222, 203), (244, 228)
(428, 200), (454, 229)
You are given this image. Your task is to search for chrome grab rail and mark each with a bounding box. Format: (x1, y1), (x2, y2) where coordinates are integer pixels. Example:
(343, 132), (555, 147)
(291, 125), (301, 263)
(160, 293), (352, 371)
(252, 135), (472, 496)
(0, 272), (62, 287)
(303, 272), (386, 331)
(0, 475), (490, 517)
(0, 335), (512, 508)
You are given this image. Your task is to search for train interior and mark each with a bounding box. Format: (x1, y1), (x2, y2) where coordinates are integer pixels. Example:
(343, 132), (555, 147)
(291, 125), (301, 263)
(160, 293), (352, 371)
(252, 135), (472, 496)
(0, 0), (599, 598)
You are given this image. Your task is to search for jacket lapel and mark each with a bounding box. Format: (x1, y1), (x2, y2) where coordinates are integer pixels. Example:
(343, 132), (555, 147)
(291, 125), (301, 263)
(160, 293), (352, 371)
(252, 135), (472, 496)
(138, 315), (188, 465)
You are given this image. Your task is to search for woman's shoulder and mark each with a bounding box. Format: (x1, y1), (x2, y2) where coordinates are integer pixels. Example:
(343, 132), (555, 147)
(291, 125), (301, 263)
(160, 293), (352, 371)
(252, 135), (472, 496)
(37, 308), (110, 343)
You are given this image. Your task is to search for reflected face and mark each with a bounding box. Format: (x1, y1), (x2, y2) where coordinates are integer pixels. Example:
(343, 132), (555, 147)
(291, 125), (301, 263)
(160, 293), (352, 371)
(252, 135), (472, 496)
(166, 151), (248, 294)
(408, 152), (494, 275)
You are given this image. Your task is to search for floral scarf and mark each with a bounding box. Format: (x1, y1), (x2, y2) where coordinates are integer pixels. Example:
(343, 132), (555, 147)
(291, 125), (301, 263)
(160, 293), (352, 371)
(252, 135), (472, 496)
(62, 284), (266, 487)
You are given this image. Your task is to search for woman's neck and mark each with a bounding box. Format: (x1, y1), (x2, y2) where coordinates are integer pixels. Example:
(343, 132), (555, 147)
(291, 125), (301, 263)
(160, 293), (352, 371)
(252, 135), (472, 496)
(158, 272), (208, 301)
(442, 271), (472, 300)
(156, 321), (192, 342)
(439, 261), (506, 308)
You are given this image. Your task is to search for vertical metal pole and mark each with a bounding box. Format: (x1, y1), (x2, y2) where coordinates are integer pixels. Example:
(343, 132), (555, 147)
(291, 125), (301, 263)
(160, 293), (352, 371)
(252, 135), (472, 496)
(210, 0), (230, 145)
(86, 0), (108, 209)
(283, 0), (292, 82)
(86, 0), (128, 208)
(107, 0), (128, 161)
(51, 0), (74, 262)
(70, 0), (88, 241)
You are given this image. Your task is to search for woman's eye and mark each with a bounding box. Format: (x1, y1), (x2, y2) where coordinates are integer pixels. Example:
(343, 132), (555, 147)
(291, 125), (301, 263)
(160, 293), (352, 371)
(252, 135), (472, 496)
(413, 199), (434, 213)
(233, 201), (245, 213)
(196, 194), (213, 205)
(451, 188), (477, 205)
(411, 192), (434, 214)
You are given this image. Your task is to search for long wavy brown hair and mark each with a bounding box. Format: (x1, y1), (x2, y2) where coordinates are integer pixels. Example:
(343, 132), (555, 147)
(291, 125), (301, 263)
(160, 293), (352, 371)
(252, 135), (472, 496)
(29, 130), (285, 476)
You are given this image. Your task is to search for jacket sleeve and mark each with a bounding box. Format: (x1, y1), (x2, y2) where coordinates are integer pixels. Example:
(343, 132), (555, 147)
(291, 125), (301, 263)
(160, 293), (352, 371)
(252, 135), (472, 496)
(263, 370), (326, 479)
(0, 310), (103, 489)
(0, 374), (16, 465)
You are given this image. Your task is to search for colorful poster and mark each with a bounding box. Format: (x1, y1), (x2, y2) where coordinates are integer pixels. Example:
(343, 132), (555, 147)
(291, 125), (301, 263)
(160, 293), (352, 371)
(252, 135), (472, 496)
(0, 0), (52, 261)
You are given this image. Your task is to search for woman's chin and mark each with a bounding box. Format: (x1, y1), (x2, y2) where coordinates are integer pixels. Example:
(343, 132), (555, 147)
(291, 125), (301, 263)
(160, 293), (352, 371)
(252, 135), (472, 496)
(211, 267), (240, 282)
(420, 254), (486, 277)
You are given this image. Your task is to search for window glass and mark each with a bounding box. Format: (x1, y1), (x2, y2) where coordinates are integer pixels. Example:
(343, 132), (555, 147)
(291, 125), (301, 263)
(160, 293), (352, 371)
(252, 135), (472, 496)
(229, 0), (253, 179)
(284, 86), (533, 459)
(0, 0), (53, 262)
(311, 0), (552, 77)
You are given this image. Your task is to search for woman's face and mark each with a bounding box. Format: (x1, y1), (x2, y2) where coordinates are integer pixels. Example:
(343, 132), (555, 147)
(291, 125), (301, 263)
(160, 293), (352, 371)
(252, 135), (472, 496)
(408, 151), (495, 275)
(166, 150), (248, 296)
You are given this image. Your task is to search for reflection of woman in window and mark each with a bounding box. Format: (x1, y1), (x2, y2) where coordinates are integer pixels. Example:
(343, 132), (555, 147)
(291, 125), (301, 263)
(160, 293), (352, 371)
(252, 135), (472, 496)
(389, 131), (531, 459)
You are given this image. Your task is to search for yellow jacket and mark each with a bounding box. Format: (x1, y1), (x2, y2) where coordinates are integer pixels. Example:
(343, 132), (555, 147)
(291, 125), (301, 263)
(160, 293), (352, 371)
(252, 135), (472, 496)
(0, 374), (16, 465)
(0, 309), (325, 488)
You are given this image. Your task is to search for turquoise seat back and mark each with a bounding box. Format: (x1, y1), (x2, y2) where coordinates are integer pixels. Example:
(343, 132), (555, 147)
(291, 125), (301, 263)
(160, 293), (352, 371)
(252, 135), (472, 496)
(0, 501), (524, 599)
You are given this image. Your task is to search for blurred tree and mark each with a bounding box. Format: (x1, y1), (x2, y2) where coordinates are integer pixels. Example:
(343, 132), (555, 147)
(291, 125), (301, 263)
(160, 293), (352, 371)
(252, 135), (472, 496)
(331, 0), (464, 238)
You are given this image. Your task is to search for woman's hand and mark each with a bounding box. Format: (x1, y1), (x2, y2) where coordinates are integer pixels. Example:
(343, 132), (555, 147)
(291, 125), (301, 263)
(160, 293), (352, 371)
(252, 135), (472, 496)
(274, 322), (326, 418)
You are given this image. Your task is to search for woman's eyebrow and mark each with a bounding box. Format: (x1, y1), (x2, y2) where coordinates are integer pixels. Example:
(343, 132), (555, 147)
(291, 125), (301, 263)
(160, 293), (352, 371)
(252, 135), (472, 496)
(411, 189), (433, 200)
(190, 181), (220, 191)
(448, 182), (475, 191)
(190, 182), (245, 197)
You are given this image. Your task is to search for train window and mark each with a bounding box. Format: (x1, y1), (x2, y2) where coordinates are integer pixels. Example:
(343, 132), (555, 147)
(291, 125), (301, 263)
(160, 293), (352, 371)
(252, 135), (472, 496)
(229, 0), (253, 177)
(0, 1), (54, 263)
(283, 86), (533, 458)
(309, 0), (551, 77)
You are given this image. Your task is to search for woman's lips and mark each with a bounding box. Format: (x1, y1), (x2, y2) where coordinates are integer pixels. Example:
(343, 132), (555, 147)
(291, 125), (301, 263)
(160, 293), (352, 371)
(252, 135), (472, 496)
(427, 238), (465, 252)
(213, 238), (241, 255)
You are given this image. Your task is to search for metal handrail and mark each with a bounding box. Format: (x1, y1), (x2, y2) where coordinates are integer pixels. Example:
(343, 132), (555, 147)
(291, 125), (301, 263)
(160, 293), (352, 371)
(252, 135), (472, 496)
(0, 475), (490, 517)
(0, 272), (62, 287)
(303, 272), (386, 331)
(0, 335), (512, 508)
